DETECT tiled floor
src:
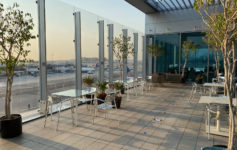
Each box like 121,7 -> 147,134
0,84 -> 227,150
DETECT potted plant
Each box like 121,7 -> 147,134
0,3 -> 35,138
119,82 -> 125,94
83,76 -> 94,104
181,40 -> 198,82
112,82 -> 124,109
83,76 -> 94,87
113,34 -> 134,81
96,81 -> 108,105
147,44 -> 163,83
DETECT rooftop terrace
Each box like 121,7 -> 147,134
0,85 -> 227,150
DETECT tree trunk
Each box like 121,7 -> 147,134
5,73 -> 13,119
182,58 -> 187,78
226,64 -> 235,150
214,49 -> 220,82
223,41 -> 236,149
119,64 -> 123,81
154,56 -> 157,73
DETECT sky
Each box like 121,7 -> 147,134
1,0 -> 145,61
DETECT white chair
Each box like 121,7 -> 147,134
205,104 -> 228,139
137,78 -> 145,95
188,83 -> 203,103
74,92 -> 95,125
145,76 -> 152,91
94,90 -> 118,122
44,95 -> 75,130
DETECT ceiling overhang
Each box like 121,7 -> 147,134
125,0 -> 220,13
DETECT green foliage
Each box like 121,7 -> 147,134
113,34 -> 134,60
113,34 -> 134,61
194,1 -> 237,148
147,45 -> 163,57
113,82 -> 124,90
182,40 -> 198,59
96,81 -> 108,93
113,34 -> 134,80
83,76 -> 94,86
0,2 -> 35,75
0,3 -> 35,118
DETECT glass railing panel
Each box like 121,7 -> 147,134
46,0 -> 76,95
0,0 -> 144,117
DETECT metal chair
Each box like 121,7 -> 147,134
124,81 -> 133,101
74,91 -> 95,126
145,76 -> 152,91
94,89 -> 118,124
205,104 -> 229,139
138,78 -> 146,95
189,82 -> 203,103
132,77 -> 145,96
44,95 -> 75,130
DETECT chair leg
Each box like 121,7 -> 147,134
188,87 -> 194,103
75,101 -> 79,127
70,100 -> 75,126
56,103 -> 62,131
50,104 -> 53,121
93,106 -> 97,124
44,101 -> 48,128
207,106 -> 210,140
127,88 -> 129,101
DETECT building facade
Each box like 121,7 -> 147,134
125,0 -> 221,81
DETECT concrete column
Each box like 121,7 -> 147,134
122,29 -> 128,82
108,24 -> 114,83
133,33 -> 138,79
37,0 -> 47,113
98,20 -> 104,82
74,12 -> 82,91
142,36 -> 147,78
148,37 -> 152,75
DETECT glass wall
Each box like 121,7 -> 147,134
149,32 -> 222,82
151,34 -> 180,74
0,0 -> 144,117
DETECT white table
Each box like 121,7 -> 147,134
203,82 -> 237,96
199,96 -> 237,138
52,87 -> 96,98
51,87 -> 97,128
203,82 -> 225,87
199,96 -> 237,106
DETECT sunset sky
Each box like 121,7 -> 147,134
1,0 -> 145,61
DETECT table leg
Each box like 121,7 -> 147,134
207,105 -> 210,140
216,106 -> 220,132
70,100 -> 75,126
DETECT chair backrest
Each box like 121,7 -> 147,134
48,96 -> 53,103
105,88 -> 116,102
193,82 -> 197,87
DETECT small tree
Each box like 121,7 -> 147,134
0,3 -> 35,119
181,40 -> 198,78
113,34 -> 134,80
147,44 -> 163,73
194,0 -> 237,148
203,31 -> 222,81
